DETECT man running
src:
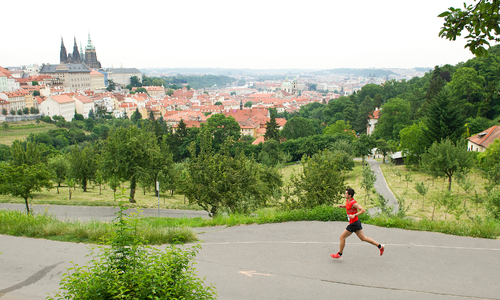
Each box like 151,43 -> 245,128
331,187 -> 385,259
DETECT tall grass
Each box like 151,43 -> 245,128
0,209 -> 197,244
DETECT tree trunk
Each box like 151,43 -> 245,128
448,176 -> 452,191
83,180 -> 87,192
129,176 -> 137,203
24,197 -> 30,215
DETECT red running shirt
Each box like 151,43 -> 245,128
345,198 -> 359,224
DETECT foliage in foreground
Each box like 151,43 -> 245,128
48,204 -> 216,300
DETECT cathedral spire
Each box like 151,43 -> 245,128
60,37 -> 67,64
86,32 -> 95,50
72,36 -> 80,62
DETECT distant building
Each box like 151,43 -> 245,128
60,34 -> 102,69
367,107 -> 381,135
90,70 -> 106,90
468,125 -> 500,152
105,68 -> 142,86
39,95 -> 76,121
40,64 -> 91,91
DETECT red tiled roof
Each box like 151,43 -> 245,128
468,125 -> 500,148
252,136 -> 265,145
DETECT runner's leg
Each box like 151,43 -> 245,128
339,229 -> 352,254
355,230 -> 379,246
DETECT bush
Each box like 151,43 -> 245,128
48,204 -> 216,300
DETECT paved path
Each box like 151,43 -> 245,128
367,158 -> 399,214
0,203 -> 210,221
1,222 -> 500,300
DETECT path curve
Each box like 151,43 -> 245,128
366,158 -> 399,215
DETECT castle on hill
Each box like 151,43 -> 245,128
60,33 -> 101,69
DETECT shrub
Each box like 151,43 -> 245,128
48,204 -> 216,300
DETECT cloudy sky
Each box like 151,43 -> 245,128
2,0 -> 477,70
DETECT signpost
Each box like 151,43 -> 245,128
156,180 -> 160,218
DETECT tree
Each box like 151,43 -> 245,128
183,130 -> 281,216
0,163 -> 52,214
373,97 -> 412,141
323,120 -> 356,139
415,181 -> 429,211
33,90 -> 40,97
17,109 -> 23,115
353,134 -> 376,162
10,139 -> 46,166
375,139 -> 397,163
360,164 -> 376,204
101,126 -> 159,202
68,144 -> 97,192
0,140 -> 52,214
29,106 -> 36,114
48,154 -> 69,194
354,96 -> 374,134
131,108 -> 142,123
136,87 -> 148,94
106,79 -> 116,92
448,67 -> 486,117
421,139 -> 474,191
258,139 -> 290,166
439,0 -> 500,57
88,108 -> 95,120
478,138 -> 500,190
2,123 -> 8,131
32,80 -> 39,86
421,89 -> 466,149
284,149 -> 346,209
166,89 -> 174,96
264,114 -> 280,142
1,108 -> 7,116
399,121 -> 427,164
280,117 -> 316,140
244,101 -> 253,107
130,76 -> 142,87
214,101 -> 223,105
10,109 -> 15,115
202,114 -> 241,151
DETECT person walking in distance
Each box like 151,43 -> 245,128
331,188 -> 385,259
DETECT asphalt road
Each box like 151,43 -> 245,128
1,221 -> 500,300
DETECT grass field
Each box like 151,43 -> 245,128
380,162 -> 488,221
0,120 -> 57,145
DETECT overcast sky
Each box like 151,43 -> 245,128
2,0 -> 477,70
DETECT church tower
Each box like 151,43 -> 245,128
84,33 -> 101,69
60,37 -> 67,64
72,37 -> 81,63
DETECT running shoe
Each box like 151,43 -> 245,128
330,253 -> 342,259
379,244 -> 385,256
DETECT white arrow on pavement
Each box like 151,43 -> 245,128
239,270 -> 270,277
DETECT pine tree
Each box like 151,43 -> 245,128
421,89 -> 465,149
264,114 -> 280,142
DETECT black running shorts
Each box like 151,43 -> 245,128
346,220 -> 363,232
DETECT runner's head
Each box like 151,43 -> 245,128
346,188 -> 355,198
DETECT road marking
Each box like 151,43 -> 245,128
196,241 -> 500,251
239,270 -> 270,277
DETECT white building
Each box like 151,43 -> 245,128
73,94 -> 95,118
105,68 -> 142,86
39,64 -> 91,91
39,95 -> 76,121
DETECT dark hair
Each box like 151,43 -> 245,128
346,188 -> 355,197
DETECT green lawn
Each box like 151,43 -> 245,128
0,120 -> 57,145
